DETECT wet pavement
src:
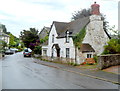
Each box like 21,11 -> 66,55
1,52 -> 119,89
103,65 -> 120,75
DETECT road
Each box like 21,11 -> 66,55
1,52 -> 119,89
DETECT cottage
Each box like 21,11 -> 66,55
40,2 -> 110,64
0,23 -> 10,45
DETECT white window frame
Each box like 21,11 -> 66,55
66,48 -> 70,58
43,49 -> 47,56
87,54 -> 92,58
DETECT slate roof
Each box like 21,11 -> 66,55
39,27 -> 50,39
53,17 -> 90,38
80,43 -> 95,53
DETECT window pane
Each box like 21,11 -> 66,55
52,35 -> 54,43
87,54 -> 92,58
43,50 -> 47,56
66,48 -> 69,58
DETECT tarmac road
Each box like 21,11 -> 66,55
1,52 -> 119,89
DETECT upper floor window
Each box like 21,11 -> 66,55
66,31 -> 69,43
52,34 -> 54,43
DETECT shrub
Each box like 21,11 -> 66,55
93,55 -> 98,63
33,46 -> 42,54
102,39 -> 120,54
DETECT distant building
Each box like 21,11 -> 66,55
0,23 -> 9,45
39,26 -> 50,39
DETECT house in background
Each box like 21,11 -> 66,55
40,2 -> 110,64
39,27 -> 50,56
0,23 -> 10,45
39,26 -> 50,39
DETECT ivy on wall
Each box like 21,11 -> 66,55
72,27 -> 86,49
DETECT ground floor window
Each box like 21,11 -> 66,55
43,49 -> 47,56
66,48 -> 70,58
87,54 -> 92,58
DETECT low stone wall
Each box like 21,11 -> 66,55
98,54 -> 120,69
41,56 -> 75,64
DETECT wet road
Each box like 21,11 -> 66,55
2,52 -> 119,89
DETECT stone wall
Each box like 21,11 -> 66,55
82,15 -> 109,55
98,54 -> 120,69
41,56 -> 75,64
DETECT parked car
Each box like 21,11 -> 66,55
5,49 -> 14,55
23,48 -> 32,57
10,48 -> 18,53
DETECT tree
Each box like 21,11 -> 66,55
33,45 -> 42,54
9,33 -> 15,47
20,28 -> 39,50
71,8 -> 91,21
102,39 -> 120,54
71,9 -> 109,34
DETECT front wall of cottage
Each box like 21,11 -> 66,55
57,37 -> 75,59
82,15 -> 109,55
48,25 -> 58,57
47,24 -> 75,60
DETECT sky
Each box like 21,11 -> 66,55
0,0 -> 119,37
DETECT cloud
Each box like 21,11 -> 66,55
0,0 -> 118,37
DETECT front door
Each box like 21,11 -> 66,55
57,49 -> 60,57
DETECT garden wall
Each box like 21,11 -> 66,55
98,54 -> 120,69
41,56 -> 75,64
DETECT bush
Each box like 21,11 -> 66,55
33,46 -> 42,54
102,39 -> 120,54
93,55 -> 98,63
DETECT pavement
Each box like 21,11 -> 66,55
33,58 -> 120,85
103,65 -> 120,75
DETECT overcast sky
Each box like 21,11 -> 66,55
0,0 -> 119,37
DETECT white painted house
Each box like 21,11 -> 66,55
0,24 -> 10,45
40,2 -> 110,64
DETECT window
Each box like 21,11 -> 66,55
66,48 -> 70,58
66,31 -> 69,43
43,50 -> 47,56
87,54 -> 92,58
52,34 -> 54,43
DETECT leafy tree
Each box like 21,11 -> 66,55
9,33 -> 15,47
71,9 -> 109,34
71,8 -> 91,20
102,39 -> 120,54
20,28 -> 39,50
33,46 -> 42,54
0,40 -> 7,53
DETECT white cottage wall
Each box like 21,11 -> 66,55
57,37 -> 75,59
48,25 -> 58,57
47,24 -> 75,59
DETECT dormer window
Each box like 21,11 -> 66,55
66,30 -> 69,43
52,34 -> 54,43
